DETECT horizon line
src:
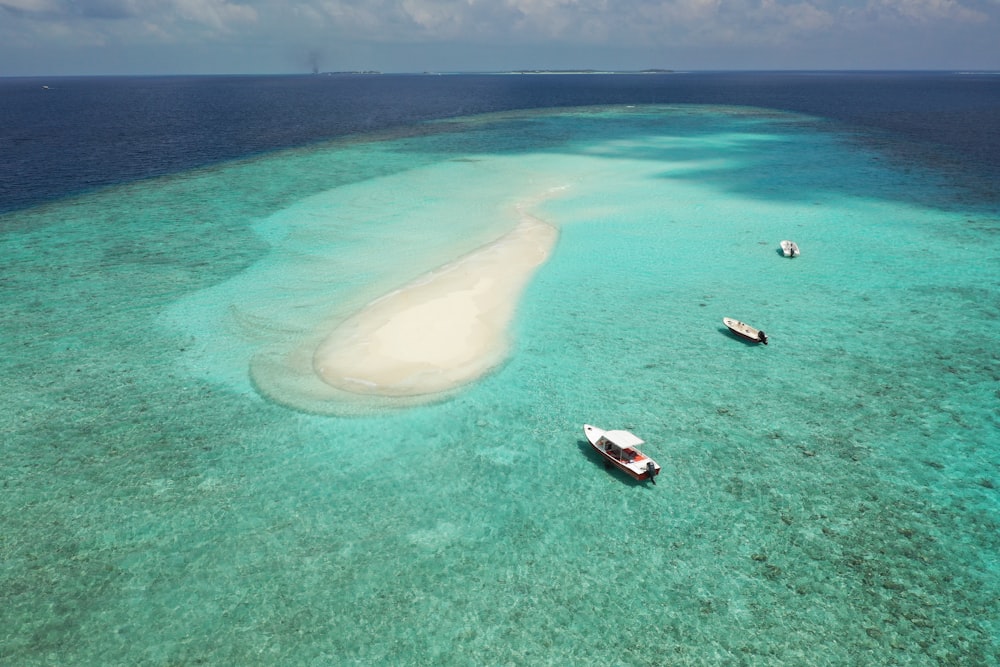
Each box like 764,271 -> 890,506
3,68 -> 998,80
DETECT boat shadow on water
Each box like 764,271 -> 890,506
576,439 -> 658,487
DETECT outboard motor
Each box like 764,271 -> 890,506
646,461 -> 657,484
758,331 -> 768,345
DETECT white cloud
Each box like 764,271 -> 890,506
1,0 -> 997,73
171,0 -> 258,32
0,0 -> 257,36
2,0 -> 990,46
860,0 -> 987,22
0,0 -> 60,12
270,0 -> 848,48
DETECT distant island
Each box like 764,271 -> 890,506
311,69 -> 674,76
504,69 -> 674,75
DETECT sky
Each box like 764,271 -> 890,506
1,0 -> 998,76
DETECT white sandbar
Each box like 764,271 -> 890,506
313,211 -> 558,396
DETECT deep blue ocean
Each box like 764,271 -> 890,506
3,71 -> 999,213
1,73 -> 998,665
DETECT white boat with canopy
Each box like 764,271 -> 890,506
583,424 -> 661,483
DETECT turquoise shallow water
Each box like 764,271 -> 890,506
2,105 -> 998,665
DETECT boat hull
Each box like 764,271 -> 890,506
723,317 -> 768,345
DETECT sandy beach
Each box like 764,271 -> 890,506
313,209 -> 558,396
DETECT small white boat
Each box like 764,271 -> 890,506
723,317 -> 768,345
583,424 -> 661,483
780,240 -> 800,257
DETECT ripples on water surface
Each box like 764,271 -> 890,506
0,74 -> 997,665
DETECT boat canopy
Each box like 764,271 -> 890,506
603,430 -> 645,448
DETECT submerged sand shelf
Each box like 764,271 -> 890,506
314,209 -> 558,397
245,188 -> 564,414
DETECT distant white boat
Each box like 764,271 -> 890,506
723,317 -> 768,345
583,424 -> 661,484
780,240 -> 800,257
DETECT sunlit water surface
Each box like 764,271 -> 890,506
2,105 -> 997,665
